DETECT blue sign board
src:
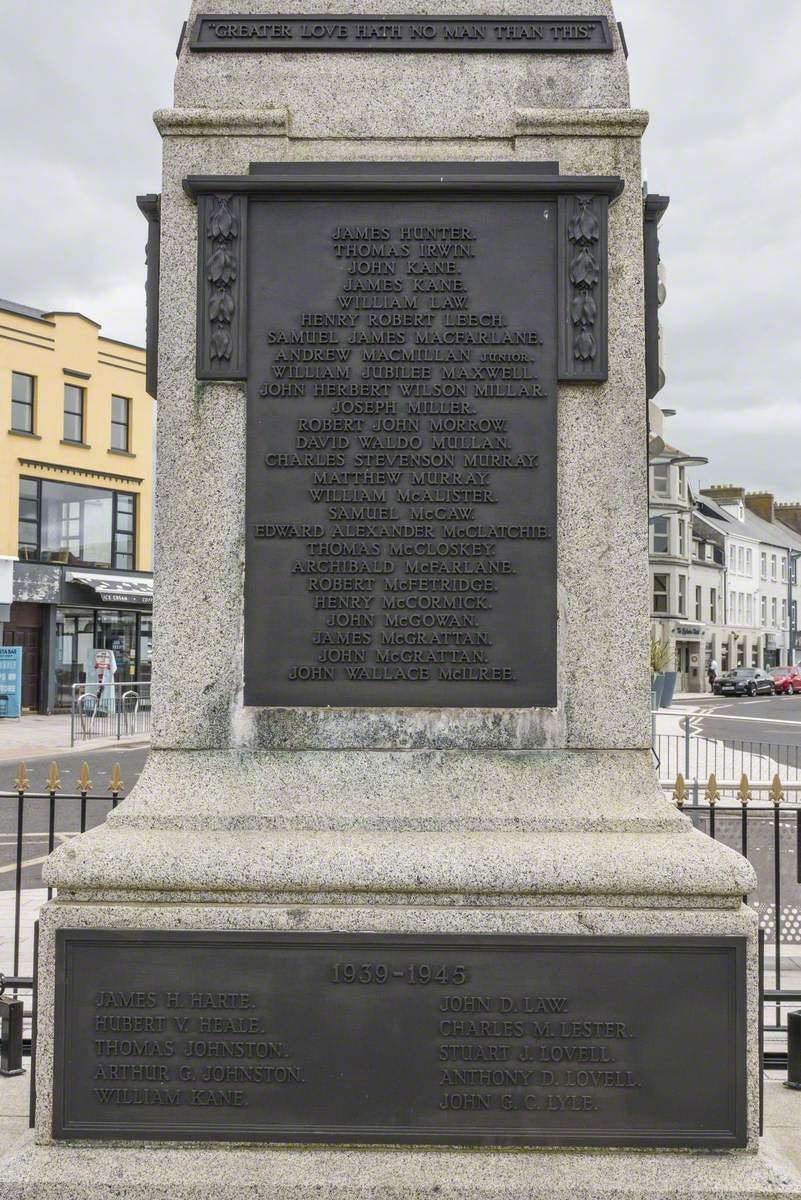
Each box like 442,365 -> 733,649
0,647 -> 23,718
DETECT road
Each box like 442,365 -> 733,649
0,744 -> 149,891
671,693 -> 801,747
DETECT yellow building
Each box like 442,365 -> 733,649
0,298 -> 154,712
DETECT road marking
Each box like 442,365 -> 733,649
697,713 -> 801,727
0,833 -> 76,874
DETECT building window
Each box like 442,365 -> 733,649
782,600 -> 788,626
11,372 -> 35,433
678,466 -> 686,498
729,545 -> 736,572
652,516 -> 669,554
111,395 -> 130,451
752,642 -> 759,668
737,640 -> 745,667
761,552 -> 767,578
737,546 -> 744,573
692,538 -> 701,560
781,557 -> 787,583
114,494 -> 135,570
746,594 -> 753,624
710,589 -> 717,623
678,575 -> 687,616
761,596 -> 767,625
652,464 -> 669,496
745,549 -> 752,574
793,600 -> 798,630
16,476 -> 136,569
63,384 -> 85,443
729,591 -> 734,620
738,593 -> 744,623
653,574 -> 669,614
772,598 -> 778,626
721,643 -> 730,671
771,554 -> 777,581
695,585 -> 702,621
678,519 -> 686,558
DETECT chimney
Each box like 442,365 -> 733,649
776,503 -> 801,536
745,492 -> 775,523
700,485 -> 745,504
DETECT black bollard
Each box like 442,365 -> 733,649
0,995 -> 25,1077
786,1009 -> 801,1090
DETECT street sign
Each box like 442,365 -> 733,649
0,646 -> 23,718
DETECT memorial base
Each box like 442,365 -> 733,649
2,1134 -> 801,1200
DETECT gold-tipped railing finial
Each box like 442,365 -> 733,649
770,774 -> 784,807
672,773 -> 687,808
77,762 -> 92,794
13,762 -> 29,794
45,761 -> 61,793
108,763 -> 124,795
705,773 -> 721,806
738,773 -> 751,807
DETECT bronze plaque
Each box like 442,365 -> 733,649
53,932 -> 747,1146
244,179 -> 558,707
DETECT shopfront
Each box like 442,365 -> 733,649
10,561 -> 152,712
672,623 -> 705,693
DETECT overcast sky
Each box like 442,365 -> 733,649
2,2 -> 799,498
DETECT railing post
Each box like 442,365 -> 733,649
12,764 -> 27,978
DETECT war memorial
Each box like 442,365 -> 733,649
1,2 -> 800,1197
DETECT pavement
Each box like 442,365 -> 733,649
0,713 -> 149,765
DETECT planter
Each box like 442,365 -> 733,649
651,672 -> 666,710
661,671 -> 678,708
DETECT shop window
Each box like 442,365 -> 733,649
737,640 -> 745,667
17,477 -> 136,569
752,643 -> 759,668
653,574 -> 669,615
721,644 -> 730,671
11,372 -> 35,433
64,384 -> 85,443
111,395 -> 130,451
651,516 -> 669,554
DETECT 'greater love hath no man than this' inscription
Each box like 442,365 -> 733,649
53,933 -> 745,1146
189,16 -> 615,53
245,199 -> 558,707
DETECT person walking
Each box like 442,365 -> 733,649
707,658 -> 719,692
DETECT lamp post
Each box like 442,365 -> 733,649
789,550 -> 801,668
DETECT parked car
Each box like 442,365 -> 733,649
769,666 -> 801,695
713,668 -> 775,697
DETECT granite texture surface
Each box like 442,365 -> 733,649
41,826 -> 756,900
29,901 -> 761,1151
177,0 -> 631,139
5,1136 -> 801,1200
104,749 -> 675,832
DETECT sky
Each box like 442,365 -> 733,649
2,2 -> 800,498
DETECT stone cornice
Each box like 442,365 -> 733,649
154,107 -> 289,137
515,107 -> 649,137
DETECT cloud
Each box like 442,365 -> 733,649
1,2 -> 799,498
616,0 -> 801,499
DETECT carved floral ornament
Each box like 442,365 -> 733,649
206,194 -> 239,361
566,194 -> 601,363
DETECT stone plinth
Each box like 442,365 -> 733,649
1,1 -> 799,1196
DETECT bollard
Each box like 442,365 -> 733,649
0,993 -> 25,1077
787,1010 -> 801,1090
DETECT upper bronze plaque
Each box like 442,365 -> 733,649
244,169 -> 557,707
190,15 -> 614,53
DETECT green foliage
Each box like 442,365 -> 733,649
650,637 -> 672,675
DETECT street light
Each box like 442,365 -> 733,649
789,550 -> 801,668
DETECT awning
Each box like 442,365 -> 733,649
66,572 -> 153,604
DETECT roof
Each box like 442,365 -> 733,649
0,297 -> 48,322
0,296 -> 143,351
695,495 -> 801,554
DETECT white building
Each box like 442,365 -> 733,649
648,411 -> 801,691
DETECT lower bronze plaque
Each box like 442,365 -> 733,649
53,932 -> 746,1146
